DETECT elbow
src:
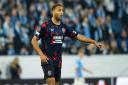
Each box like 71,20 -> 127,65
31,36 -> 38,46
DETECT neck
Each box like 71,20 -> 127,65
52,16 -> 61,25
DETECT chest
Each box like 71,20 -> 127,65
45,24 -> 66,37
45,24 -> 66,44
49,25 -> 65,35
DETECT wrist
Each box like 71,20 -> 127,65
38,51 -> 44,56
94,41 -> 97,45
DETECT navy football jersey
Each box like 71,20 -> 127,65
35,20 -> 78,68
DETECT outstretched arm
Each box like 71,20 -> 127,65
83,67 -> 93,74
74,34 -> 103,48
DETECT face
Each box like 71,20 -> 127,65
5,16 -> 10,24
52,6 -> 64,21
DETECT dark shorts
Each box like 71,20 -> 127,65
41,60 -> 61,82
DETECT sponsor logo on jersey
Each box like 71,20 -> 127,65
53,36 -> 63,43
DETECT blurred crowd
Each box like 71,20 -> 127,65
0,0 -> 128,55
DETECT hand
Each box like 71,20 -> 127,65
39,53 -> 48,63
95,42 -> 103,49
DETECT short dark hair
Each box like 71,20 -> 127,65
52,3 -> 64,11
5,12 -> 10,17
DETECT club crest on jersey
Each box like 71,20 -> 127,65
62,28 -> 66,33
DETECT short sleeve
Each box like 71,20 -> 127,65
35,22 -> 47,39
65,27 -> 78,39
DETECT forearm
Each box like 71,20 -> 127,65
31,36 -> 44,55
75,34 -> 96,44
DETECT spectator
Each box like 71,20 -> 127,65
0,19 -> 5,54
88,8 -> 96,29
7,43 -> 15,55
96,4 -> 106,24
13,21 -> 22,54
18,7 -> 27,26
3,13 -> 14,40
20,46 -> 29,55
0,2 -> 5,21
105,16 -> 113,40
11,7 -> 18,28
39,10 -> 49,25
9,58 -> 22,79
110,39 -> 119,54
82,16 -> 91,38
117,29 -> 128,53
21,26 -> 29,47
94,17 -> 103,41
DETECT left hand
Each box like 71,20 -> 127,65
95,42 -> 103,49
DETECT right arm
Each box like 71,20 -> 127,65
83,67 -> 93,74
31,36 -> 48,63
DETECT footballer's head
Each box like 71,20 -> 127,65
52,3 -> 64,21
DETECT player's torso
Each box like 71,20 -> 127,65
76,59 -> 84,77
41,20 -> 66,64
45,22 -> 65,45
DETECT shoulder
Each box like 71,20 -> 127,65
61,22 -> 66,28
36,20 -> 49,32
41,20 -> 49,28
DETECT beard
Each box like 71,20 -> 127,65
55,15 -> 62,21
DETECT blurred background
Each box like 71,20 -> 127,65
0,0 -> 128,85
